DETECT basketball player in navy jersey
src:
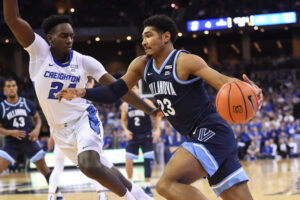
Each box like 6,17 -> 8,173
0,79 -> 52,186
58,14 -> 263,200
121,85 -> 161,197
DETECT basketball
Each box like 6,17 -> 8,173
216,80 -> 259,124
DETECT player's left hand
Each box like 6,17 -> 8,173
28,129 -> 39,142
55,88 -> 86,101
150,108 -> 164,118
242,74 -> 263,110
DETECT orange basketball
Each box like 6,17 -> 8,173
216,80 -> 259,124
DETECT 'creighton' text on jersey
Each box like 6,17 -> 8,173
25,33 -> 107,126
0,97 -> 36,138
127,104 -> 152,135
144,49 -> 216,137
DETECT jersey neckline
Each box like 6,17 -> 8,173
152,49 -> 176,74
4,97 -> 22,107
52,50 -> 74,67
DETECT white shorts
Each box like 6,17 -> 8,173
50,107 -> 112,168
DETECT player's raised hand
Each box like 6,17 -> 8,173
55,88 -> 86,101
28,129 -> 39,142
9,130 -> 26,140
242,74 -> 263,109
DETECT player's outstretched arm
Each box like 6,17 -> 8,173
179,53 -> 263,108
99,56 -> 156,115
56,78 -> 129,103
3,0 -> 35,48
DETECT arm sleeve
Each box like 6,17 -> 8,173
25,99 -> 37,116
82,55 -> 107,81
84,79 -> 129,104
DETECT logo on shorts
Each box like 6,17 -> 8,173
196,128 -> 215,142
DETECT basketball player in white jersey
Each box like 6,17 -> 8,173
3,1 -> 156,199
47,77 -> 108,200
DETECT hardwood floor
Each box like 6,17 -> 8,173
1,158 -> 300,200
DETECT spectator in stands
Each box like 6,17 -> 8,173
288,137 -> 298,158
246,141 -> 260,161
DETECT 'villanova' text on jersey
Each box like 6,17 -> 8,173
0,97 -> 36,139
144,49 -> 215,137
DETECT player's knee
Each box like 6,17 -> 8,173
156,177 -> 171,197
78,160 -> 102,177
78,152 -> 102,177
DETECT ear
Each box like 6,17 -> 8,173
162,31 -> 171,43
46,34 -> 53,46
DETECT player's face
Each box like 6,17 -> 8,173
4,81 -> 18,98
50,23 -> 74,55
142,27 -> 165,56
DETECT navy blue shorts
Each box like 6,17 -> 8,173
182,113 -> 248,196
0,137 -> 45,166
126,133 -> 154,160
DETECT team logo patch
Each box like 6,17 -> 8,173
165,65 -> 172,69
164,71 -> 171,76
193,128 -> 216,142
70,64 -> 78,69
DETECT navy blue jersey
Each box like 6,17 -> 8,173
144,49 -> 216,137
0,97 -> 37,139
127,103 -> 152,135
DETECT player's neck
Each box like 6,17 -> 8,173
6,96 -> 19,104
50,48 -> 70,63
153,45 -> 174,70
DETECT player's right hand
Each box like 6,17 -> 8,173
125,130 -> 133,141
9,130 -> 26,140
55,88 -> 86,101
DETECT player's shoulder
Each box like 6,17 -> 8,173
21,97 -> 35,107
121,101 -> 128,109
131,55 -> 148,66
177,51 -> 205,67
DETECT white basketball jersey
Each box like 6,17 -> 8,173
25,33 -> 107,126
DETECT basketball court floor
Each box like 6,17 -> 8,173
1,158 -> 300,200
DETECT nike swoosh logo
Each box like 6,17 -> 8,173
248,95 -> 254,110
82,145 -> 92,149
147,73 -> 152,76
48,64 -> 54,66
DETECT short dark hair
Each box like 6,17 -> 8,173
41,15 -> 73,34
143,14 -> 178,43
4,78 -> 16,86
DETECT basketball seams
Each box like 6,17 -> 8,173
228,82 -> 235,123
239,81 -> 259,111
216,84 -> 225,112
233,81 -> 248,122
